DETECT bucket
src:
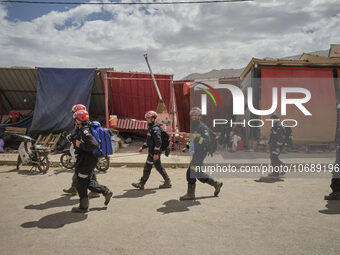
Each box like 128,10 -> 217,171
109,115 -> 118,127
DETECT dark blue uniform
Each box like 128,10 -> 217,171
186,121 -> 215,184
139,122 -> 170,184
330,145 -> 340,193
76,124 -> 109,200
268,121 -> 286,175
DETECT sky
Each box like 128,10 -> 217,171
0,0 -> 339,79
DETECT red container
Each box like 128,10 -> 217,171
107,72 -> 173,121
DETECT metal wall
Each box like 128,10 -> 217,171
260,67 -> 337,144
107,72 -> 173,120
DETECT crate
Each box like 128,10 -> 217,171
4,126 -> 27,135
35,133 -> 62,152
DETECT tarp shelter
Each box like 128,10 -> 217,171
30,68 -> 94,135
173,78 -> 241,133
0,67 -> 113,135
240,56 -> 340,146
104,71 -> 175,133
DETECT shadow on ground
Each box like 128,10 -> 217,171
53,168 -> 73,175
0,168 -> 18,174
319,200 -> 340,214
25,195 -> 79,210
254,177 -> 285,183
113,188 -> 157,199
157,199 -> 201,214
21,211 -> 88,229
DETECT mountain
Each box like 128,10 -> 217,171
181,49 -> 330,80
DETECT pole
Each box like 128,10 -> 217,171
104,72 -> 109,128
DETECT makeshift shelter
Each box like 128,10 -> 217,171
0,67 -> 113,136
240,56 -> 340,146
173,77 -> 241,133
104,71 -> 175,134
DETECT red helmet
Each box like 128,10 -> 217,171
73,110 -> 90,123
72,104 -> 86,113
145,110 -> 158,119
190,107 -> 202,116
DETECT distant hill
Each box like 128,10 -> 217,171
182,68 -> 244,80
181,49 -> 330,80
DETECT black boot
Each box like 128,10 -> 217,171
324,192 -> 340,200
72,197 -> 89,213
159,179 -> 172,189
104,190 -> 113,206
207,179 -> 223,197
180,183 -> 196,200
63,186 -> 77,195
132,181 -> 145,190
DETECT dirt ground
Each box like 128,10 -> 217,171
0,165 -> 340,255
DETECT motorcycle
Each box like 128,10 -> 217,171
60,134 -> 110,172
16,134 -> 50,173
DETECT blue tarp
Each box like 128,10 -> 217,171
0,113 -> 33,136
29,68 -> 95,135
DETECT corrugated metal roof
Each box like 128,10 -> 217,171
240,57 -> 340,80
0,67 -> 113,117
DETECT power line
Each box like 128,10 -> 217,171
0,0 -> 253,6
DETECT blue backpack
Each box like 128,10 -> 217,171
90,121 -> 113,156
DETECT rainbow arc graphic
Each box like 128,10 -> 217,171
193,82 -> 222,106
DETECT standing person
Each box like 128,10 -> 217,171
180,107 -> 223,200
131,111 -> 172,190
71,110 -> 113,213
324,144 -> 340,200
268,113 -> 286,177
63,104 -> 100,198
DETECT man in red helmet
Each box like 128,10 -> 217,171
63,104 -> 100,199
131,110 -> 172,190
71,110 -> 113,213
180,107 -> 223,200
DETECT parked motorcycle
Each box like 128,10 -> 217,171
60,134 -> 110,172
16,134 -> 50,173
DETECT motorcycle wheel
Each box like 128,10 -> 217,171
60,152 -> 75,169
16,155 -> 21,170
95,156 -> 110,172
38,153 -> 50,173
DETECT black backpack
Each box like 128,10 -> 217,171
207,128 -> 217,156
199,123 -> 217,156
157,125 -> 170,153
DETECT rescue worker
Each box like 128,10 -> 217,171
71,110 -> 113,213
131,110 -> 172,190
324,144 -> 340,200
63,104 -> 100,198
268,113 -> 286,177
180,107 -> 223,200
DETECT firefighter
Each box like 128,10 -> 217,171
180,107 -> 223,200
71,110 -> 113,213
63,104 -> 100,198
131,111 -> 172,190
268,113 -> 286,177
325,144 -> 340,200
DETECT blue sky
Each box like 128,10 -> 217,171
0,0 -> 339,79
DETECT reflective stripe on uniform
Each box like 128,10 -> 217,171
277,142 -> 283,146
78,173 -> 88,178
190,165 -> 196,171
198,137 -> 204,144
272,151 -> 279,155
146,160 -> 153,165
154,147 -> 161,151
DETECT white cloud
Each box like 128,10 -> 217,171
0,0 -> 339,79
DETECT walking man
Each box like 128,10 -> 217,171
71,110 -> 113,213
131,111 -> 172,190
180,107 -> 223,200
